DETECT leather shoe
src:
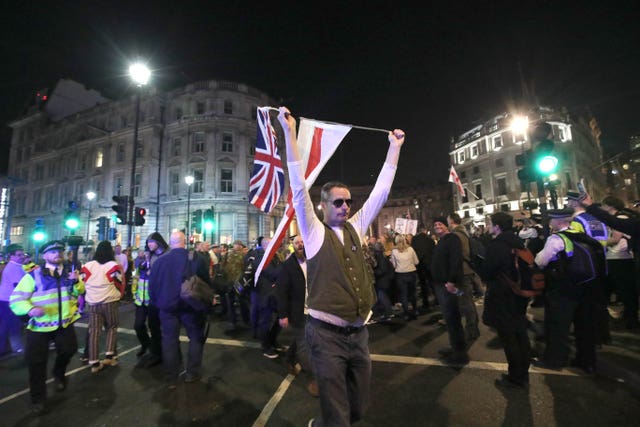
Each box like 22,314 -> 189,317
54,376 -> 67,392
495,374 -> 529,392
307,380 -> 319,397
531,358 -> 562,371
287,362 -> 302,376
30,402 -> 45,416
438,347 -> 454,356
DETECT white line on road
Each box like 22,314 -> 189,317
252,374 -> 296,427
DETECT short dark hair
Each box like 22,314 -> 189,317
490,212 -> 513,232
602,195 -> 625,212
448,213 -> 462,225
93,241 -> 115,264
321,181 -> 349,202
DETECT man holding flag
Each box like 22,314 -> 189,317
277,107 -> 405,427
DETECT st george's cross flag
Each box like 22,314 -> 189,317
449,165 -> 465,196
249,108 -> 284,213
254,117 -> 352,281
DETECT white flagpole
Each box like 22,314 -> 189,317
258,107 -> 393,134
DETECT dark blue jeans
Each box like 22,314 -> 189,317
306,319 -> 371,427
395,271 -> 417,315
159,309 -> 205,382
434,283 -> 466,351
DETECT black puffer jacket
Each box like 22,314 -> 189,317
479,230 -> 529,332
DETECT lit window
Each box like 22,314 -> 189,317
95,150 -> 103,168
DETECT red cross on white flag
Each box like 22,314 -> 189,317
448,166 -> 466,196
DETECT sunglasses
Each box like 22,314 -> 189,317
330,198 -> 353,208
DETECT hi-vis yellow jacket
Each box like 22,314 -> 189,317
10,266 -> 85,332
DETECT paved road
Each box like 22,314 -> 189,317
1,301 -> 639,426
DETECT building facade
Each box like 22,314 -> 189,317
449,106 -> 607,225
5,79 -> 284,253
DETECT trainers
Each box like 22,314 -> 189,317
79,355 -> 89,365
262,348 -> 279,359
102,355 -> 119,366
91,362 -> 104,373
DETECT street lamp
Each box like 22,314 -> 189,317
127,61 -> 151,247
511,116 -> 529,143
185,175 -> 194,246
86,191 -> 96,242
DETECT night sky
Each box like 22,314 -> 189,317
2,1 -> 639,187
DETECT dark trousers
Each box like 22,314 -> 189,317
25,326 -> 78,404
0,300 -> 24,354
306,320 -> 370,427
395,271 -> 417,315
224,287 -> 250,327
416,263 -> 434,308
459,275 -> 480,339
257,293 -> 280,351
434,284 -> 467,351
134,304 -> 162,357
607,259 -> 638,326
496,326 -> 530,384
287,325 -> 314,378
159,309 -> 205,382
544,286 -> 596,367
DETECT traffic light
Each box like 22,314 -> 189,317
64,201 -> 80,230
191,209 -> 202,233
97,217 -> 108,240
33,218 -> 46,242
532,139 -> 558,177
108,227 -> 118,240
516,150 -> 536,183
112,196 -> 128,225
134,207 -> 146,226
203,208 -> 214,232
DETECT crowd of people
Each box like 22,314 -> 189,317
1,109 -> 639,423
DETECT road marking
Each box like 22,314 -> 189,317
252,374 -> 296,427
371,353 -> 581,376
0,343 -> 141,406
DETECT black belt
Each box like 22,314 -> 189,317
308,316 -> 365,335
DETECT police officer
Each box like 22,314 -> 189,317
533,209 -> 604,373
10,240 -> 84,414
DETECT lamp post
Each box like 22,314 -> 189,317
127,62 -> 151,248
85,191 -> 96,242
185,175 -> 194,247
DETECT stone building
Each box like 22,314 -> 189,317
448,105 -> 607,225
4,78 -> 284,252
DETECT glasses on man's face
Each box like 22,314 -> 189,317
330,198 -> 353,208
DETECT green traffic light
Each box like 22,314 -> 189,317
33,231 -> 46,242
65,218 -> 80,230
204,221 -> 214,231
536,155 -> 558,175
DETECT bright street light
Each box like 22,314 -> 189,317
129,62 -> 151,86
86,191 -> 96,241
511,116 -> 529,143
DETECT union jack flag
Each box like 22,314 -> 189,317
250,108 -> 284,213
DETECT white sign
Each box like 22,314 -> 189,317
394,218 -> 418,235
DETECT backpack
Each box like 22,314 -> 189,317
461,233 -> 487,272
500,247 -> 546,297
556,231 -> 606,285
